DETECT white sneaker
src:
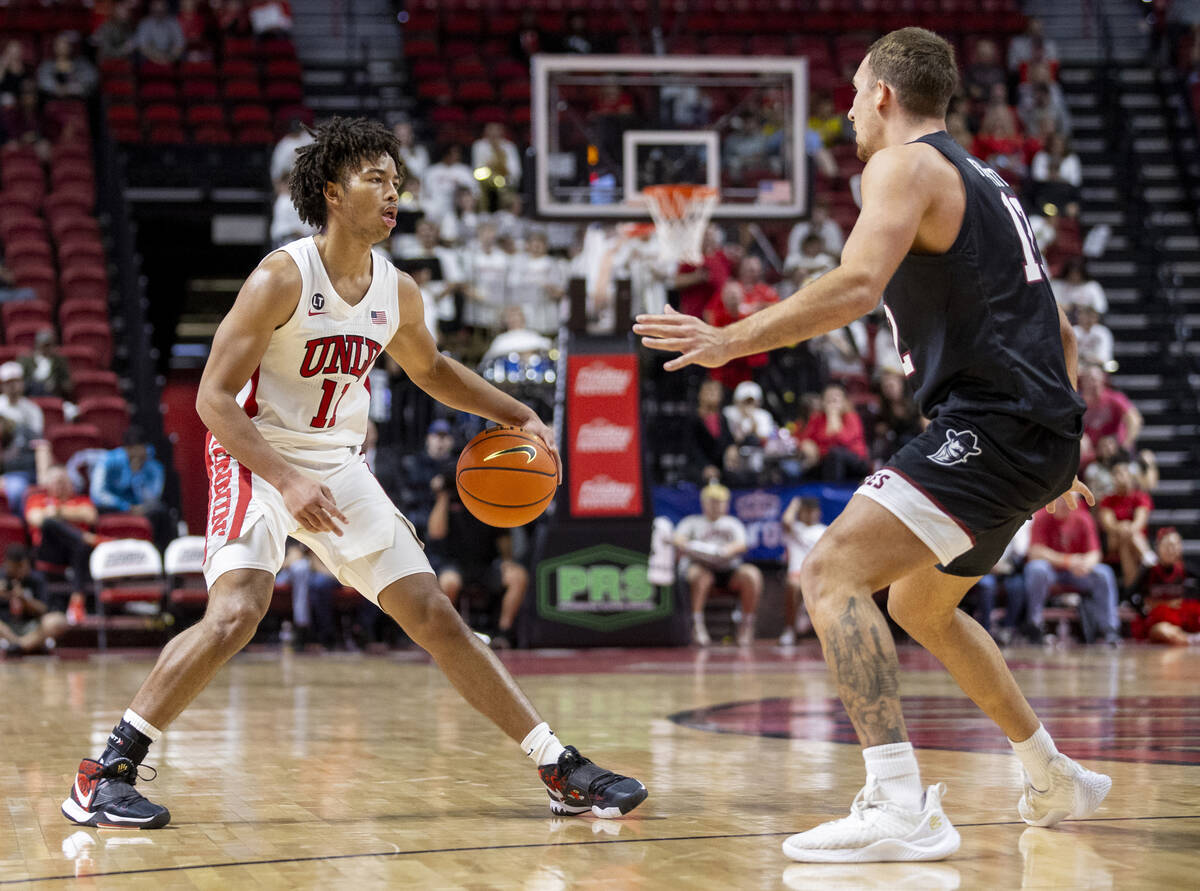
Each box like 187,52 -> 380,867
737,618 -> 755,647
693,620 -> 711,647
782,776 -> 961,863
1017,754 -> 1111,827
779,628 -> 797,647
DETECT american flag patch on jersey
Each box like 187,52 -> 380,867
370,310 -> 387,325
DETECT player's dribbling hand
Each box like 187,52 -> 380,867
521,417 -> 562,485
281,472 -> 349,535
1047,477 -> 1095,514
633,305 -> 729,371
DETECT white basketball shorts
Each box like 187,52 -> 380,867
202,437 -> 432,603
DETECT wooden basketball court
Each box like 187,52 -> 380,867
2,642 -> 1198,888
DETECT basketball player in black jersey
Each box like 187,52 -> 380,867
636,28 -> 1111,862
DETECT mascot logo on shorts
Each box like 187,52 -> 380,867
928,429 -> 982,466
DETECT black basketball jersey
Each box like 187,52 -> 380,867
881,131 -> 1085,438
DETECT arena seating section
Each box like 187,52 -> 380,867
101,36 -> 307,145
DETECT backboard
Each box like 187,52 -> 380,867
532,55 -> 808,219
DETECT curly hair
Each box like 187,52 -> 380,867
289,117 -> 405,228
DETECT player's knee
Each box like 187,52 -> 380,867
205,594 -> 267,650
404,587 -> 468,647
798,547 -> 836,611
885,591 -> 922,633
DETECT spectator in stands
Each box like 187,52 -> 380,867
809,313 -> 869,383
248,0 -> 293,38
786,198 -> 844,259
1052,256 -> 1108,315
275,542 -> 339,650
422,144 -> 477,224
216,0 -> 254,39
1098,463 -> 1155,589
270,117 -> 315,183
36,33 -> 97,100
1084,434 -> 1159,501
0,40 -> 32,106
796,381 -> 870,482
675,224 -> 732,318
393,119 -> 429,182
1024,499 -> 1121,645
1080,364 -> 1142,454
25,464 -> 99,603
482,306 -> 553,365
439,185 -> 480,248
1029,131 -> 1082,216
427,469 -> 528,650
134,0 -> 185,65
782,234 -> 838,286
733,256 -> 778,315
779,496 -> 825,645
0,261 -> 37,304
0,545 -> 66,655
965,39 -> 1008,103
562,12 -> 595,54
674,483 -> 761,647
2,80 -> 48,153
808,92 -> 848,147
513,9 -> 546,60
1019,75 -> 1071,139
1073,305 -> 1114,370
462,221 -> 509,330
723,380 -> 777,445
971,519 -> 1033,644
177,0 -> 215,60
397,418 -> 456,540
20,328 -> 73,400
870,369 -> 923,462
0,361 -> 42,509
471,122 -> 522,212
1133,528 -> 1199,645
394,219 -> 466,334
491,191 -> 530,246
507,230 -> 566,335
1008,18 -> 1059,72
270,176 -> 316,246
946,110 -> 973,151
90,427 -> 171,550
687,378 -> 732,483
971,100 -> 1029,184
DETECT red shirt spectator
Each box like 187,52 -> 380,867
1030,505 -> 1101,556
800,410 -> 868,460
678,249 -> 732,319
1099,488 -> 1152,523
1080,365 -> 1141,450
24,489 -> 95,547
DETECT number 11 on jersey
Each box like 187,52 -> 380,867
311,378 -> 351,428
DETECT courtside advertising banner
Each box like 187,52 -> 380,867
567,353 -> 643,517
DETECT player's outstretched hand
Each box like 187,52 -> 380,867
1047,477 -> 1095,514
633,305 -> 728,371
281,472 -> 349,535
522,417 -> 562,484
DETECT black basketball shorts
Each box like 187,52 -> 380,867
855,411 -> 1080,577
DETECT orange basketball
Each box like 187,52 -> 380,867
455,427 -> 558,527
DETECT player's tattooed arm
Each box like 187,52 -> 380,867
823,595 -> 907,747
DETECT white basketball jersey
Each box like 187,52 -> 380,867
234,236 -> 401,464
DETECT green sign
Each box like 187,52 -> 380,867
536,544 -> 673,631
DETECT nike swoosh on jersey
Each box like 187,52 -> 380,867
484,445 -> 537,464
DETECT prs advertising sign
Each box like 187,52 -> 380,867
566,354 -> 643,517
536,544 -> 673,632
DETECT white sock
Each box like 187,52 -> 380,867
862,742 -> 924,811
692,612 -> 706,627
124,708 -> 163,742
521,722 -> 565,767
1010,724 -> 1059,790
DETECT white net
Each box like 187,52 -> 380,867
642,185 -> 719,266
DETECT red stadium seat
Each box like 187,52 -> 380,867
58,240 -> 105,268
143,103 -> 182,127
221,58 -> 258,80
417,79 -> 453,101
186,104 -> 225,128
96,513 -> 152,542
471,105 -> 507,125
265,80 -> 303,103
58,297 -> 108,330
455,80 -> 496,103
111,124 -> 142,143
500,80 -> 531,102
232,104 -> 271,128
451,57 -> 487,79
258,38 -> 297,60
47,423 -> 103,464
138,60 -> 175,80
224,37 -> 257,58
1,156 -> 43,187
139,81 -> 177,102
236,126 -> 275,145
59,345 -> 103,375
106,105 -> 138,129
148,125 -> 187,144
2,300 -> 53,332
10,267 -> 55,305
266,59 -> 302,79
180,79 -> 219,103
0,186 -> 43,215
70,370 -> 120,402
99,58 -> 133,78
62,321 -> 113,368
47,185 -> 94,214
31,396 -> 64,430
223,79 -> 261,101
3,239 -> 52,266
5,319 -> 44,349
180,60 -> 217,79
411,59 -> 447,79
274,105 -> 313,128
194,126 -> 233,145
492,59 -> 526,80
59,267 -> 108,304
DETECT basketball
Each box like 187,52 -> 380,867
455,427 -> 558,527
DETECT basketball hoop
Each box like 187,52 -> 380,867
642,184 -> 718,266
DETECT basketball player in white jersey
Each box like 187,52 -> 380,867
62,118 -> 647,829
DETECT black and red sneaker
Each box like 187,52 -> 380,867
61,758 -> 170,829
538,746 -> 647,818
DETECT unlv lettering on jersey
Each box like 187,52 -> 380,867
209,451 -> 233,536
298,335 -> 383,379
